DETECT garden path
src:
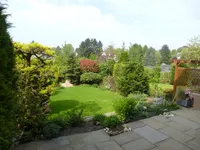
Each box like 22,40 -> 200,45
15,108 -> 200,150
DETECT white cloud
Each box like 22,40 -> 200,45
7,0 -> 200,49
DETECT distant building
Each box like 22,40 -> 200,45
161,63 -> 170,72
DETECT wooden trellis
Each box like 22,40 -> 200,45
171,58 -> 200,94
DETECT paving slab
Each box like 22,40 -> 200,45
165,121 -> 190,132
69,130 -> 110,146
140,118 -> 166,130
188,115 -> 200,124
152,115 -> 171,123
186,139 -> 200,150
159,127 -> 193,143
96,140 -> 123,150
111,131 -> 141,145
57,145 -> 74,150
149,147 -> 159,150
121,138 -> 155,150
134,126 -> 168,144
125,121 -> 145,129
156,138 -> 192,150
184,129 -> 197,137
170,115 -> 200,129
74,144 -> 98,150
171,109 -> 197,118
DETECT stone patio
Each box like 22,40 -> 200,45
15,108 -> 200,150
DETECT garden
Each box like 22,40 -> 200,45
1,3 -> 200,149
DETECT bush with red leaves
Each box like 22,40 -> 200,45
80,59 -> 98,73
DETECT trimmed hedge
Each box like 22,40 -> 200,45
80,72 -> 102,84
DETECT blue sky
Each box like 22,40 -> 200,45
7,0 -> 200,50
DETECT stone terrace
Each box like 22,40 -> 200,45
15,108 -> 200,150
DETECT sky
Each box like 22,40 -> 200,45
6,0 -> 200,50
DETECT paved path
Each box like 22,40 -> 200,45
15,108 -> 200,150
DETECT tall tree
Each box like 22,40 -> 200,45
65,53 -> 81,85
76,38 -> 103,58
0,3 -> 17,149
181,36 -> 200,60
159,44 -> 171,64
144,47 -> 156,66
129,43 -> 144,62
155,51 -> 161,65
14,42 -> 55,138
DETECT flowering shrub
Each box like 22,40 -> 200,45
80,59 -> 98,73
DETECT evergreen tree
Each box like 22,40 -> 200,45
160,45 -> 171,64
144,47 -> 156,66
76,38 -> 103,58
0,3 -> 17,149
129,43 -> 144,62
65,53 -> 81,85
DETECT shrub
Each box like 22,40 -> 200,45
149,84 -> 164,97
163,88 -> 173,101
113,96 -> 144,121
113,62 -> 149,96
80,72 -> 102,85
102,115 -> 121,128
0,3 -> 17,149
145,66 -> 161,83
43,123 -> 61,139
67,109 -> 84,127
65,53 -> 81,85
93,114 -> 106,125
101,76 -> 116,91
80,59 -> 98,73
160,72 -> 171,83
48,114 -> 68,129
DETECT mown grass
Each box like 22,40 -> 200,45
50,85 -> 122,116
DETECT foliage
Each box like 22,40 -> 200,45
144,47 -> 156,66
102,115 -> 121,128
76,38 -> 103,58
145,66 -> 161,83
64,53 -> 81,85
53,43 -> 75,82
80,72 -> 102,84
113,62 -> 149,96
98,59 -> 115,77
160,45 -> 171,64
66,109 -> 84,127
163,88 -> 173,101
160,72 -> 171,83
155,51 -> 161,65
14,41 -> 55,139
80,59 -> 98,73
113,96 -> 143,121
170,65 -> 175,84
0,3 -> 17,149
42,123 -> 61,139
101,76 -> 116,91
149,83 -> 164,97
180,36 -> 200,60
48,114 -> 69,129
129,43 -> 144,62
93,114 -> 106,124
118,51 -> 129,63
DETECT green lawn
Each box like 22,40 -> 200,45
150,83 -> 173,90
50,85 -> 122,116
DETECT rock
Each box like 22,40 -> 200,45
129,127 -> 131,131
96,121 -> 100,126
124,127 -> 129,132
